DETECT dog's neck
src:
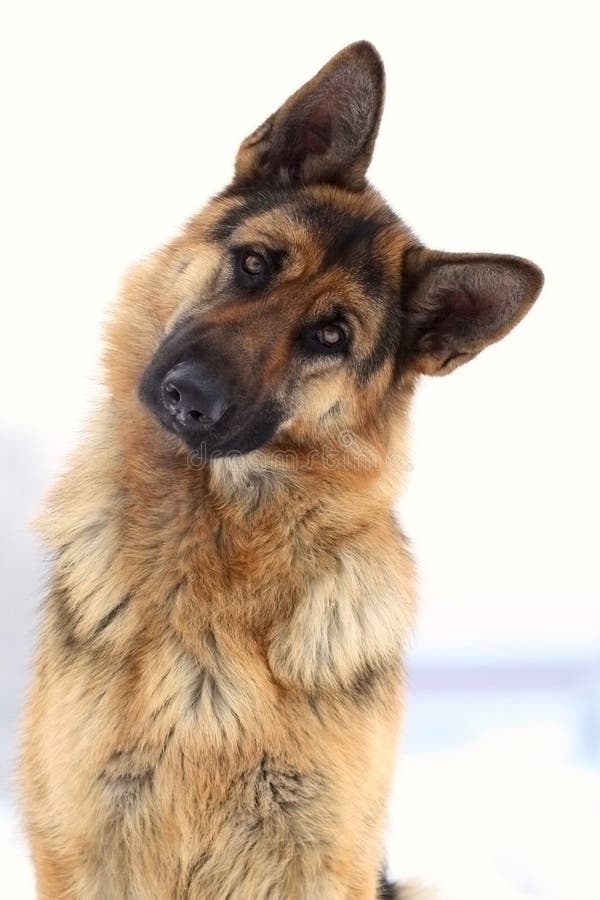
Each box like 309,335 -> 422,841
42,398 -> 410,558
39,399 -> 416,690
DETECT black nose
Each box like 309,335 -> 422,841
160,362 -> 229,428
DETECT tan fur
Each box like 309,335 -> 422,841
21,204 -> 414,899
19,41 -> 541,899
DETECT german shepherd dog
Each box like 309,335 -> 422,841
20,41 -> 542,899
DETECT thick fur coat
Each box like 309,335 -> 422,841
20,42 -> 542,899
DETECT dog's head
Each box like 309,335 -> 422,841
121,42 -> 541,463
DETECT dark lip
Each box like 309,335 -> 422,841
167,418 -> 229,456
164,416 -> 277,459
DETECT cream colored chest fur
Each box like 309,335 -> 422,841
22,445 -> 414,898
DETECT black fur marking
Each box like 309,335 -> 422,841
345,659 -> 398,706
165,579 -> 187,604
320,213 -> 385,290
307,659 -> 399,712
205,627 -> 220,659
307,693 -> 325,724
187,638 -> 245,737
100,727 -> 176,803
50,583 -> 84,653
190,667 -> 223,713
98,760 -> 155,803
378,873 -> 399,898
182,852 -> 210,898
107,769 -> 153,793
160,725 -> 176,758
149,695 -> 175,723
236,755 -> 329,856
356,300 -> 404,382
319,400 -> 341,422
211,187 -> 298,241
244,755 -> 311,819
293,198 -> 395,282
93,593 -> 132,636
50,582 -> 138,660
213,522 -> 227,558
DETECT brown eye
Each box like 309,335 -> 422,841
300,319 -> 349,357
241,251 -> 266,276
316,324 -> 346,347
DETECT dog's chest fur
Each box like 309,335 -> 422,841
28,430 -> 414,896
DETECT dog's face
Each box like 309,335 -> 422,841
138,185 -> 411,458
135,42 -> 542,460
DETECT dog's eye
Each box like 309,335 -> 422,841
316,324 -> 346,348
241,251 -> 266,276
302,321 -> 349,356
233,247 -> 273,291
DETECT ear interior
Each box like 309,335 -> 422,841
233,41 -> 385,190
403,248 -> 544,375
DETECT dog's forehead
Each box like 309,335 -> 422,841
199,185 -> 411,291
207,185 -> 396,242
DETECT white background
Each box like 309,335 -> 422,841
1,2 -> 599,898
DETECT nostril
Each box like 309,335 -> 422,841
160,363 -> 228,429
163,383 -> 181,405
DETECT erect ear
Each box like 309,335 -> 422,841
233,41 -> 385,191
402,248 -> 544,375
